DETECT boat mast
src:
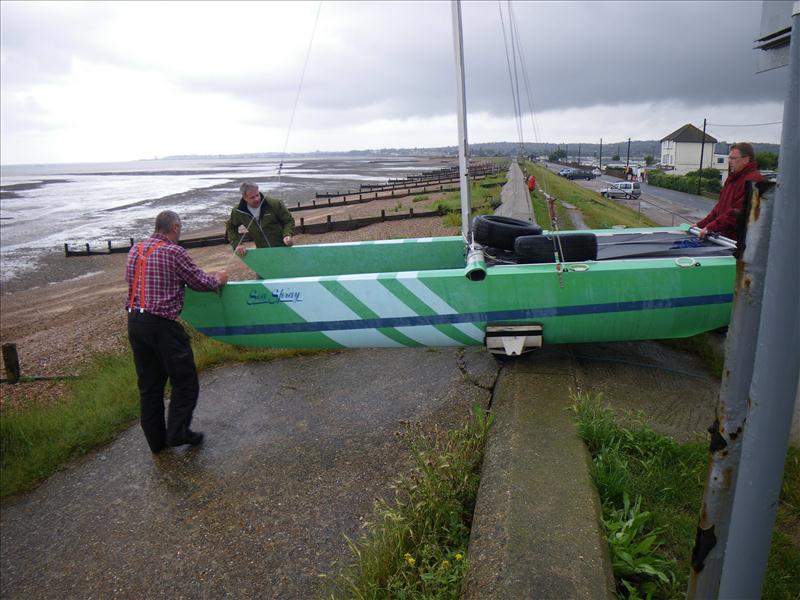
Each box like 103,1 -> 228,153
451,0 -> 472,241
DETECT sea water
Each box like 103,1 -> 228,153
0,156 -> 436,284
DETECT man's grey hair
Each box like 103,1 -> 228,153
155,210 -> 181,233
240,181 -> 259,196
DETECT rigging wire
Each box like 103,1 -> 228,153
507,1 -> 525,154
500,1 -> 563,278
277,0 -> 323,195
502,0 -> 550,201
509,3 -> 542,146
498,3 -> 524,153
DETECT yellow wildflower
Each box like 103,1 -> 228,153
455,553 -> 463,561
404,553 -> 416,567
441,560 -> 450,569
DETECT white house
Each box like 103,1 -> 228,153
660,124 -> 717,175
712,151 -> 730,184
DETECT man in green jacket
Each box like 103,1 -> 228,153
225,181 -> 295,256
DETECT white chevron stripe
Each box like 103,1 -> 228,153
395,273 -> 485,342
262,281 -> 403,348
337,277 -> 461,346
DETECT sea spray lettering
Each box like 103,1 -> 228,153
247,289 -> 302,305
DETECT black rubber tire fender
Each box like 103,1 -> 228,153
472,215 -> 543,251
514,233 -> 598,263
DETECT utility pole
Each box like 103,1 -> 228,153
698,118 -> 708,196
578,143 -> 581,165
565,143 -> 569,164
626,137 -> 631,167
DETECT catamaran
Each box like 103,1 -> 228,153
180,2 -> 736,356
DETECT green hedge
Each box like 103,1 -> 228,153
647,170 -> 720,195
685,168 -> 722,181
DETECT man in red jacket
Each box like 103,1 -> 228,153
695,142 -> 763,241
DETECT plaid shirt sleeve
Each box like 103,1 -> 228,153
171,246 -> 220,292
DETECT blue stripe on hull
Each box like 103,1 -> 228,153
198,293 -> 733,338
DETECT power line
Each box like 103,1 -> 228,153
706,121 -> 782,127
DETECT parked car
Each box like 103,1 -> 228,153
600,181 -> 642,199
557,168 -> 574,177
565,169 -> 595,180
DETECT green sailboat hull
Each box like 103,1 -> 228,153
181,227 -> 734,349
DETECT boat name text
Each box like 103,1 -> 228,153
248,289 -> 302,305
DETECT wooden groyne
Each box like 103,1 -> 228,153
314,163 -> 500,199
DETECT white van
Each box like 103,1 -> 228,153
600,181 -> 641,199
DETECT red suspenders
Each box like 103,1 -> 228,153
127,241 -> 167,312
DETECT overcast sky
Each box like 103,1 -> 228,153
0,1 -> 788,165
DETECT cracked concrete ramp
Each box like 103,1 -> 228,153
463,349 -> 615,600
0,347 -> 498,600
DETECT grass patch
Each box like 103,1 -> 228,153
326,404 -> 493,599
572,392 -> 800,599
424,175 -> 507,228
0,325 -> 314,499
524,162 -> 658,229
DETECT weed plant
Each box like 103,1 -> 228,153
426,175 -> 507,228
0,326 -> 309,498
530,189 -> 575,230
572,392 -> 799,599
327,404 -> 494,600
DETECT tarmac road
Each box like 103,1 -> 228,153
0,347 -> 499,600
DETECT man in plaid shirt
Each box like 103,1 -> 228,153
126,210 -> 228,453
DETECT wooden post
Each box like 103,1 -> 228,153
2,343 -> 21,384
85,243 -> 90,254
381,209 -> 386,221
130,238 -> 134,248
64,243 -> 70,256
327,215 -> 332,231
301,217 -> 305,233
108,240 -> 113,252
409,207 -> 414,216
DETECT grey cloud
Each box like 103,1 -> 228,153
0,2 -> 118,88
193,1 -> 787,125
1,1 -> 787,129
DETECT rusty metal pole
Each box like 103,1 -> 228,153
687,182 -> 774,599
716,7 -> 800,597
688,6 -> 800,597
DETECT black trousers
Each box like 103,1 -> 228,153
127,311 -> 199,452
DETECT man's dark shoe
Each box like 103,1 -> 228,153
168,429 -> 205,447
